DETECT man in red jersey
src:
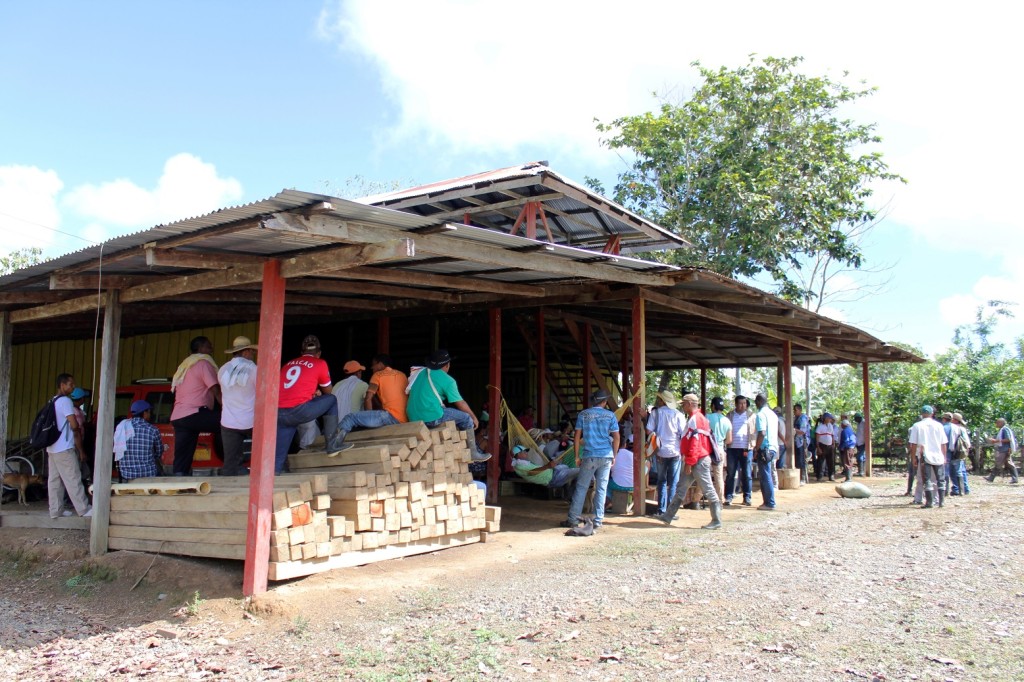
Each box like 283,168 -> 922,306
274,335 -> 343,473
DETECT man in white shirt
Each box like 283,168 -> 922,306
815,413 -> 836,481
724,395 -> 756,506
46,373 -> 92,519
908,405 -> 948,508
646,390 -> 688,516
218,336 -> 258,476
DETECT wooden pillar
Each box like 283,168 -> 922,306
243,260 -> 285,597
630,296 -> 646,517
699,368 -> 707,413
376,318 -> 390,355
783,341 -> 794,469
536,309 -> 547,427
487,308 -> 501,504
0,312 -> 10,509
620,333 -> 630,398
862,362 -> 872,477
581,323 -> 592,402
90,290 -> 121,556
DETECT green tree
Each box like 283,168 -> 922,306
0,247 -> 42,275
596,56 -> 904,299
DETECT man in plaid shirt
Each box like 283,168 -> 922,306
118,400 -> 164,481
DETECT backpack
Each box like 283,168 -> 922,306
696,427 -> 725,465
29,397 -> 62,449
954,432 -> 970,460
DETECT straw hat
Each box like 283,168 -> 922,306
656,390 -> 677,409
225,335 -> 258,354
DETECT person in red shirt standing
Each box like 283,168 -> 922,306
275,335 -> 342,473
658,393 -> 723,530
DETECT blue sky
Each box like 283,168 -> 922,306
2,1 -> 1021,356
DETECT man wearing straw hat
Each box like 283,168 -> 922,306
218,335 -> 258,476
646,389 -> 688,518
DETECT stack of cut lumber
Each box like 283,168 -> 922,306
106,420 -> 500,580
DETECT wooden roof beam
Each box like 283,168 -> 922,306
318,266 -> 546,297
372,177 -> 541,211
49,274 -> 163,290
145,248 -> 268,269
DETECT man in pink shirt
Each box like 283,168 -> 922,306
170,336 -> 221,475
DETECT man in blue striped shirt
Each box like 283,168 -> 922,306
118,400 -> 164,481
562,389 -> 620,530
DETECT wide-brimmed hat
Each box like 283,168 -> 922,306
225,335 -> 258,354
426,349 -> 453,370
942,412 -> 953,420
681,393 -> 699,405
131,399 -> 152,415
952,412 -> 967,425
343,360 -> 366,374
656,390 -> 677,408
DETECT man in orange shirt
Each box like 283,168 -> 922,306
329,354 -> 408,455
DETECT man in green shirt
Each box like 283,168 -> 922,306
407,349 -> 491,462
511,444 -> 578,487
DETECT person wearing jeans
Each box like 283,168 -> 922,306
406,349 -> 490,462
660,393 -> 722,530
724,396 -> 755,506
275,335 -> 343,474
646,391 -> 687,516
753,394 -> 779,510
563,389 -> 620,529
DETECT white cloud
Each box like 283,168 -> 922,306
938,271 -> 1024,345
64,153 -> 243,230
0,165 -> 63,253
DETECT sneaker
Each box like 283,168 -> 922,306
742,499 -> 752,507
471,452 -> 493,463
723,499 -> 732,507
559,519 -> 579,528
82,508 -> 93,518
757,504 -> 776,511
61,510 -> 74,517
325,443 -> 355,458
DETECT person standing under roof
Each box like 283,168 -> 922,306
660,393 -> 723,529
724,395 -> 755,506
218,335 -> 258,476
169,336 -> 221,476
707,396 -> 732,503
561,389 -> 619,530
645,390 -> 688,518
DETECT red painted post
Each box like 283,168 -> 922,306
487,308 -> 502,504
243,260 -> 284,597
631,296 -> 646,517
862,362 -> 872,477
783,341 -> 793,469
582,323 -> 592,402
536,308 -> 547,427
377,318 -> 390,355
525,202 -> 537,240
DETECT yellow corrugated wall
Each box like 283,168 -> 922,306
6,321 -> 258,439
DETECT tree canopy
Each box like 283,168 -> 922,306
596,55 -> 903,300
0,247 -> 42,276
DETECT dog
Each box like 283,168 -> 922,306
2,473 -> 44,506
564,518 -> 596,537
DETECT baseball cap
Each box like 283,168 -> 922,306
343,360 -> 366,374
302,335 -> 321,352
426,349 -> 453,370
921,405 -> 934,415
69,387 -> 90,400
131,399 -> 152,415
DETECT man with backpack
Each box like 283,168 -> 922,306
986,417 -> 1019,484
659,393 -> 722,529
949,413 -> 971,495
44,373 -> 92,519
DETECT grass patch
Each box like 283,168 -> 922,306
64,559 -> 118,596
0,547 -> 42,578
185,590 -> 204,617
289,615 -> 311,638
336,626 -> 506,680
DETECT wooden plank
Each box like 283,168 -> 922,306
267,530 -> 482,581
110,493 -> 249,513
108,525 -> 246,545
145,248 -> 268,269
91,290 -> 120,556
111,480 -> 212,496
109,510 -> 247,530
292,445 -> 389,468
320,265 -> 545,298
48,274 -> 164,290
108,536 -> 246,560
0,511 -> 90,530
345,422 -> 430,442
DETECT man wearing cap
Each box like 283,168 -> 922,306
406,349 -> 490,461
276,335 -> 343,473
986,417 -> 1019,484
69,387 -> 94,483
512,444 -> 579,488
562,389 -> 619,529
660,394 -> 723,528
753,394 -> 780,510
839,418 -> 857,482
948,412 -> 971,495
724,395 -> 756,506
117,400 -> 164,482
645,390 -> 688,517
333,360 -> 368,422
707,397 -> 732,502
908,405 -> 948,508
328,355 -> 410,454
169,336 -> 222,475
218,336 -> 258,476
46,373 -> 92,519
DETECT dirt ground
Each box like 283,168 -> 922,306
2,474 -> 1023,681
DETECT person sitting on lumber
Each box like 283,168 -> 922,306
406,349 -> 491,462
328,354 -> 410,456
115,400 -> 164,482
511,444 -> 578,487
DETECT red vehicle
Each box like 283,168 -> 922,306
113,379 -> 224,472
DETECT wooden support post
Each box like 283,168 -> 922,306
620,333 -> 630,398
536,308 -> 547,427
582,323 -> 592,400
862,362 -> 872,477
700,368 -> 707,413
90,290 -> 121,556
0,312 -> 10,509
525,201 -> 537,240
630,296 -> 646,517
487,308 -> 501,504
783,341 -> 794,469
377,317 -> 390,355
243,260 -> 285,597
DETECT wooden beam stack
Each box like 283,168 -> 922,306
106,420 -> 501,580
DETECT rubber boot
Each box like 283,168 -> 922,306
1009,463 -> 1020,484
937,488 -> 945,508
701,502 -> 722,530
985,473 -> 995,483
659,494 -> 683,525
922,490 -> 934,509
857,460 -> 865,477
844,467 -> 853,482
